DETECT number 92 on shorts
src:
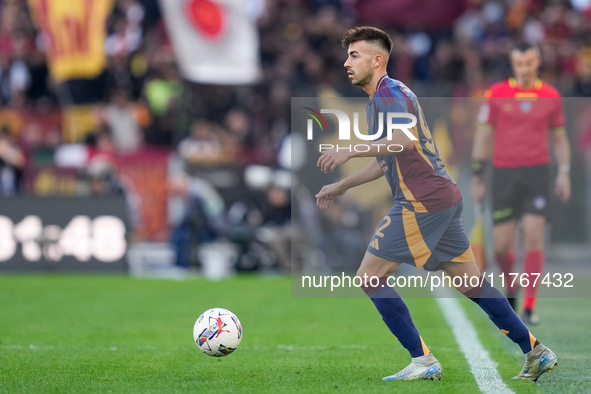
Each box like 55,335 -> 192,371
367,200 -> 474,271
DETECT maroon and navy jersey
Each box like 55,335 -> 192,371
368,75 -> 462,213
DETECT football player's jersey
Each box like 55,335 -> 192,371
477,78 -> 565,168
367,75 -> 462,213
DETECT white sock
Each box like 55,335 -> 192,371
412,352 -> 437,365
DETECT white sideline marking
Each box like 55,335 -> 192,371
436,294 -> 514,394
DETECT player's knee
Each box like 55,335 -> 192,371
462,275 -> 488,300
355,268 -> 368,279
358,274 -> 392,297
356,257 -> 398,279
462,277 -> 504,302
354,270 -> 380,287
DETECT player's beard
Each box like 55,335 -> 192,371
351,69 -> 372,87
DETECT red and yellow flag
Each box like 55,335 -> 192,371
28,0 -> 113,82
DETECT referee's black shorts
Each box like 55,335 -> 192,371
491,164 -> 550,224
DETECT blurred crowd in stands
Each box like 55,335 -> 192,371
1,0 -> 590,269
1,0 -> 589,149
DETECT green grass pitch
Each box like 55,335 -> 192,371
0,275 -> 589,393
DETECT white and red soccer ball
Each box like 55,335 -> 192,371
193,308 -> 242,357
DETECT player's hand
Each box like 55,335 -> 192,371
555,172 -> 571,202
315,182 -> 346,210
471,175 -> 486,204
317,149 -> 352,174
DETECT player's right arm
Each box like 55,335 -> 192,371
316,159 -> 383,210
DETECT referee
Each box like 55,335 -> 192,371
471,42 -> 571,325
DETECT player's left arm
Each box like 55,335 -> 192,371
551,126 -> 571,202
316,159 -> 384,210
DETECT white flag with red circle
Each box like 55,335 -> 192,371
159,0 -> 261,84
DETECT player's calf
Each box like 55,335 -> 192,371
461,276 -> 541,355
362,276 -> 430,359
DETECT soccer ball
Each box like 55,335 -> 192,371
193,308 -> 243,357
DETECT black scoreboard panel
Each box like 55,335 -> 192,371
0,197 -> 128,273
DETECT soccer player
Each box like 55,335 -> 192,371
471,43 -> 571,324
315,26 -> 557,382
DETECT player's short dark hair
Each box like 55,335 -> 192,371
511,42 -> 540,56
341,26 -> 393,55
